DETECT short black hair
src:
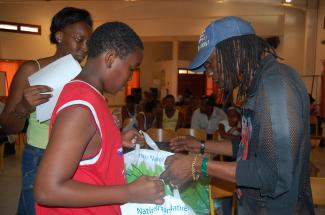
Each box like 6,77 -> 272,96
88,22 -> 144,59
50,7 -> 93,44
201,95 -> 215,107
143,100 -> 159,113
163,94 -> 175,101
126,95 -> 136,103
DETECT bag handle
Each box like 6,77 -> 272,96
139,130 -> 160,151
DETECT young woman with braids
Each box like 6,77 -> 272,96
161,16 -> 314,215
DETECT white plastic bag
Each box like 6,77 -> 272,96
121,131 -> 196,215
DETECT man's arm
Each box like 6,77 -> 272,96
161,154 -> 237,187
170,136 -> 233,157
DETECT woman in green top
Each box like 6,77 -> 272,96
0,7 -> 93,215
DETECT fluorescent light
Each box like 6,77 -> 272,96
178,69 -> 188,74
20,26 -> 39,33
0,24 -> 18,30
285,0 -> 292,3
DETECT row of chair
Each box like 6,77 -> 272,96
145,127 -> 214,143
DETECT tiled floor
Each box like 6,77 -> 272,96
0,145 -> 324,215
0,153 -> 21,215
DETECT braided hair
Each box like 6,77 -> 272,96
215,34 -> 277,103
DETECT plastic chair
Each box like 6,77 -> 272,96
146,128 -> 176,143
311,177 -> 325,206
209,177 -> 236,215
213,130 -> 219,141
176,128 -> 206,142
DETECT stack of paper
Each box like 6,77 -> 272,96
28,54 -> 81,122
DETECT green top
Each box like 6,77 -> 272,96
26,112 -> 50,149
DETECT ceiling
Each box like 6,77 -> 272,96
0,0 -> 310,11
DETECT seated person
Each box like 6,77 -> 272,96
191,95 -> 227,140
137,100 -> 161,131
218,106 -> 241,140
121,95 -> 138,131
160,94 -> 183,130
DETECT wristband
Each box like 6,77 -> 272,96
200,141 -> 205,155
191,155 -> 200,181
201,157 -> 208,177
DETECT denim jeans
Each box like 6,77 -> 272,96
17,144 -> 45,215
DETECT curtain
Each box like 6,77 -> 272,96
0,60 -> 24,96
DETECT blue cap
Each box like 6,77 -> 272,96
188,16 -> 255,72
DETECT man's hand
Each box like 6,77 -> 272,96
160,154 -> 197,187
127,176 -> 165,205
122,129 -> 143,148
170,135 -> 201,153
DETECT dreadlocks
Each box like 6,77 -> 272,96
215,34 -> 277,103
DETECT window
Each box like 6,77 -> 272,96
0,21 -> 41,35
178,68 -> 204,75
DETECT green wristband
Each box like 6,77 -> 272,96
201,157 -> 208,177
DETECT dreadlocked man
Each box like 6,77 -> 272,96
161,16 -> 314,215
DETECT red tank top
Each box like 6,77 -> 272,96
36,80 -> 126,215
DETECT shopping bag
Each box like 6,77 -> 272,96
121,131 -> 196,215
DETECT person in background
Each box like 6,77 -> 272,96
160,94 -> 184,130
34,21 -> 164,215
0,97 -> 8,160
179,95 -> 200,128
121,95 -> 138,131
137,100 -> 161,131
191,95 -> 227,140
0,97 -> 17,155
161,16 -> 314,214
218,106 -> 241,140
0,7 -> 93,215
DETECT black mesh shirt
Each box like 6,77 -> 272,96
233,55 -> 315,215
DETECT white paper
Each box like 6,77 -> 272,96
28,54 -> 81,122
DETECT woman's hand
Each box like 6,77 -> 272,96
127,176 -> 165,204
160,154 -> 198,187
19,85 -> 53,112
122,129 -> 143,148
170,135 -> 200,153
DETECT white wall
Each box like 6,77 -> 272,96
276,8 -> 306,73
316,0 -> 325,75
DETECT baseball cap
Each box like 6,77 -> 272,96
188,16 -> 255,72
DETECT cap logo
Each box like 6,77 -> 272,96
198,30 -> 209,51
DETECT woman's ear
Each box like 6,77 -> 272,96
55,31 -> 63,44
104,51 -> 117,69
